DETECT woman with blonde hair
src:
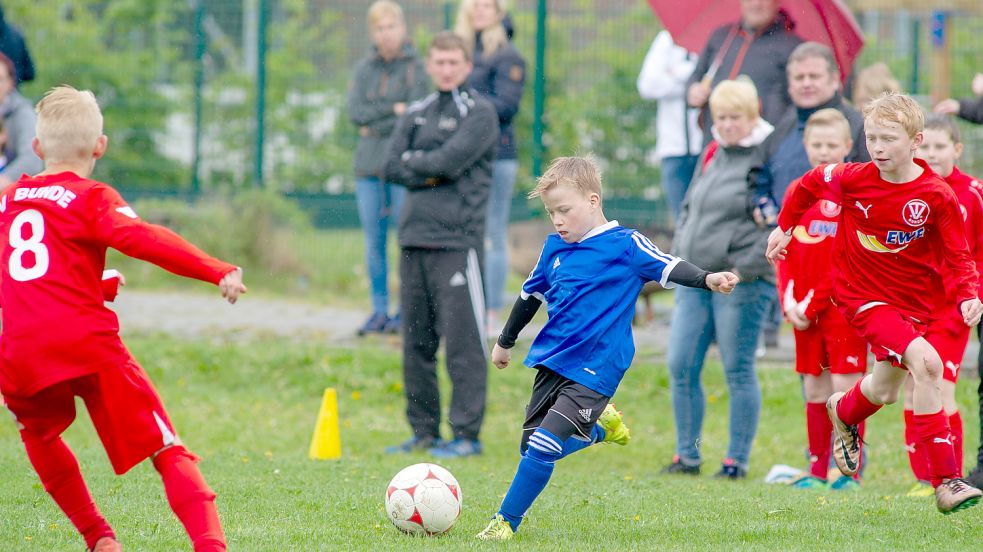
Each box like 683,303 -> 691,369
455,0 -> 526,333
663,78 -> 775,480
347,0 -> 429,335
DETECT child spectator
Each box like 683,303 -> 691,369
475,155 -> 738,540
767,92 -> 983,514
776,108 -> 869,491
851,62 -> 901,111
902,114 -> 983,496
0,86 -> 247,551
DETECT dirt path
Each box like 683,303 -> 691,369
110,290 -> 980,375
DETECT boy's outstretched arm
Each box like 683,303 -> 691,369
665,259 -> 738,294
492,293 -> 543,369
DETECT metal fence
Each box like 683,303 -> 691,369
9,1 -> 983,229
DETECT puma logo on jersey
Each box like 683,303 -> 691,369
846,356 -> 859,367
14,186 -> 77,208
933,434 -> 954,446
115,206 -> 138,219
855,201 -> 872,218
578,408 -> 593,422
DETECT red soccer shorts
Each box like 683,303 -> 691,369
842,303 -> 926,368
793,308 -> 868,376
924,309 -> 971,383
3,353 -> 178,475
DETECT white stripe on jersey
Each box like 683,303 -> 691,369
520,290 -> 546,302
630,232 -> 675,264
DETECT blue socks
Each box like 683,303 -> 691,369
558,424 -> 604,459
498,425 -> 603,531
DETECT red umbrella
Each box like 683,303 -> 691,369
647,0 -> 864,80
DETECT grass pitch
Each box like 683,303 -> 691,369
1,334 -> 980,550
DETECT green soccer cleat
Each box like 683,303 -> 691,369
598,404 -> 631,445
476,514 -> 514,540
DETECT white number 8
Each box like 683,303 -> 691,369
8,209 -> 49,282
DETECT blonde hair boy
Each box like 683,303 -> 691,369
528,155 -> 602,199
862,92 -> 924,138
34,85 -> 106,168
804,108 -> 851,142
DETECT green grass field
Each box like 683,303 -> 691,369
1,333 -> 980,550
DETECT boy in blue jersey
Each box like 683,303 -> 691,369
476,156 -> 739,540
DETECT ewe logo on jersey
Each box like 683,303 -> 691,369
902,199 -> 929,227
856,228 -> 924,253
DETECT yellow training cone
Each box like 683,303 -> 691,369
308,388 -> 342,460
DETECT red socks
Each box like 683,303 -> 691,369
23,435 -> 114,550
806,402 -> 832,479
913,410 -> 959,487
835,378 -> 883,426
153,446 -> 227,552
903,409 -> 930,482
949,411 -> 964,476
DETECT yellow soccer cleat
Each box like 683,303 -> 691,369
598,404 -> 631,446
906,481 -> 934,498
476,514 -> 514,540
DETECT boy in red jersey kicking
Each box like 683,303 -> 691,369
0,86 -> 246,551
901,114 -> 983,496
766,92 -> 983,514
776,109 -> 869,491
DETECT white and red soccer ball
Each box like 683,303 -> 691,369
385,463 -> 462,535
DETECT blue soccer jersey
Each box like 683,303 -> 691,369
521,221 -> 680,396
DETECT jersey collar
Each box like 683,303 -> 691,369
578,220 -> 619,242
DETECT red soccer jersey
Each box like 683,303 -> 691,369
0,172 -> 236,397
941,167 -> 983,302
775,178 -> 840,320
777,160 -> 978,322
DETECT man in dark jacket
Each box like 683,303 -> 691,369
687,0 -> 801,143
753,42 -> 869,208
384,31 -> 499,458
0,5 -> 33,85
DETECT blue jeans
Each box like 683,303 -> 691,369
355,177 -> 405,315
660,154 -> 699,222
666,279 -> 772,469
484,159 -> 519,311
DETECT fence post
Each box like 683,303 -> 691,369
191,0 -> 205,194
910,16 -> 920,95
532,0 -> 547,177
444,1 -> 453,30
253,0 -> 269,188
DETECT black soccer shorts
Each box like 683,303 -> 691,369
520,366 -> 610,451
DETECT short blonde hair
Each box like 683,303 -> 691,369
862,92 -> 923,138
709,78 -> 760,119
804,108 -> 851,142
454,0 -> 509,58
367,0 -> 404,28
528,155 -> 602,199
35,85 -> 104,164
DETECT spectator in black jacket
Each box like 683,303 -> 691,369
454,0 -> 526,331
384,32 -> 499,458
935,72 -> 983,125
0,5 -> 33,85
687,0 -> 801,145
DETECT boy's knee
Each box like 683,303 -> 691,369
869,386 -> 900,405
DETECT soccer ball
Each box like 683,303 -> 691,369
384,462 -> 462,535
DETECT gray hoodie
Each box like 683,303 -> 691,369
1,89 -> 42,181
673,118 -> 775,282
347,43 -> 429,178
